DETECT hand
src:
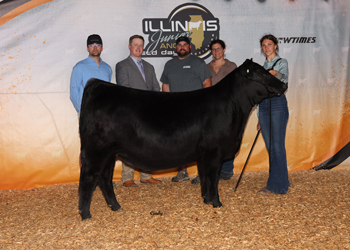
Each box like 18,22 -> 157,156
269,70 -> 279,77
257,122 -> 261,131
162,83 -> 170,92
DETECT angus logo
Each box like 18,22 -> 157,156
142,3 -> 220,59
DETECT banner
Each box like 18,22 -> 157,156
0,0 -> 349,190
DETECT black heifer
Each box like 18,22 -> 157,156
78,59 -> 287,220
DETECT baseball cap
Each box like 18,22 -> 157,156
87,34 -> 103,46
176,36 -> 191,45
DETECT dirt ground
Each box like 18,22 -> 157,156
0,169 -> 349,249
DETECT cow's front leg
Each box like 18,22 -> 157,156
197,149 -> 223,208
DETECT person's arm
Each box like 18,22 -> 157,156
202,77 -> 212,88
270,59 -> 288,84
150,67 -> 161,91
160,65 -> 169,92
108,65 -> 112,82
162,83 -> 170,92
200,59 -> 212,88
70,66 -> 82,114
115,62 -> 130,87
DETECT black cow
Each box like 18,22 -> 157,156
78,59 -> 287,220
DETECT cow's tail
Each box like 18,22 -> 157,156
79,78 -> 97,138
80,79 -> 97,117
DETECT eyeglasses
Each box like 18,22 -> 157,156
88,44 -> 101,48
176,43 -> 190,48
212,47 -> 223,52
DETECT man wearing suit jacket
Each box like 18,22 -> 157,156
116,35 -> 162,187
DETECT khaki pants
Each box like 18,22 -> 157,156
121,162 -> 152,183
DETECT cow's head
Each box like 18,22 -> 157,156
239,59 -> 287,97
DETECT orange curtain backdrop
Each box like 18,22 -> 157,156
0,0 -> 349,190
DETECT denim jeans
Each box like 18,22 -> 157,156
221,157 -> 234,174
259,94 -> 290,194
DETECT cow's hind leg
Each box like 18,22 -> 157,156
197,149 -> 223,208
78,149 -> 99,220
98,154 -> 121,212
197,166 -> 208,200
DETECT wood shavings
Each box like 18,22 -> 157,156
0,170 -> 349,249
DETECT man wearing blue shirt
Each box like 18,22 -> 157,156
70,34 -> 112,115
70,34 -> 112,170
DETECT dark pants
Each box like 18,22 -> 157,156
221,157 -> 234,174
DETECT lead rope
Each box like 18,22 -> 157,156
269,97 -> 271,173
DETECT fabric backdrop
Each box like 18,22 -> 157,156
0,0 -> 349,190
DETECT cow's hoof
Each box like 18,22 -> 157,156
80,212 -> 92,221
81,216 -> 92,221
109,203 -> 122,212
203,197 -> 212,205
212,201 -> 223,208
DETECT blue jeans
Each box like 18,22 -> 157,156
259,94 -> 290,194
221,157 -> 234,174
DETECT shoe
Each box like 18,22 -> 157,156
258,188 -> 274,195
140,177 -> 162,184
219,172 -> 233,181
171,170 -> 190,182
191,175 -> 200,185
123,180 -> 138,187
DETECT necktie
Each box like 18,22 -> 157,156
137,60 -> 146,82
